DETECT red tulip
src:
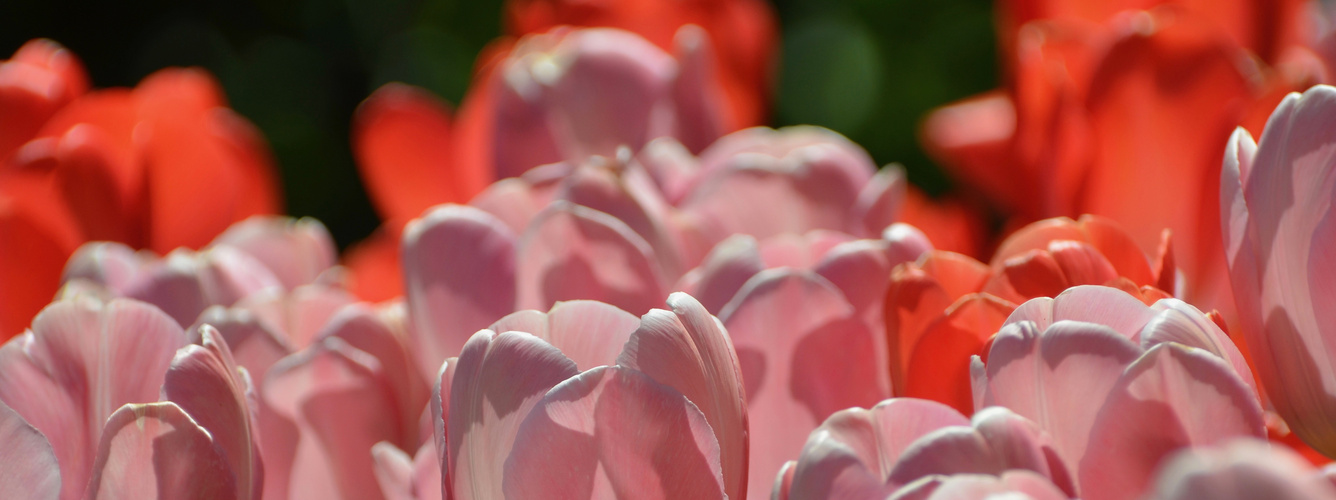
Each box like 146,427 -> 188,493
0,40 -> 283,341
921,9 -> 1289,319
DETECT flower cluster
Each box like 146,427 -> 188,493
5,0 -> 1336,499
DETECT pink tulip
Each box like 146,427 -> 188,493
0,297 -> 261,499
772,398 -> 1071,499
433,293 -> 748,500
1146,439 -> 1336,500
973,286 -> 1264,499
61,216 -> 341,328
1221,84 -> 1336,458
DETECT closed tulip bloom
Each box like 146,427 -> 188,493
1221,84 -> 1336,458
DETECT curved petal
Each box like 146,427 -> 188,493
263,337 -> 403,500
1080,344 -> 1266,500
673,234 -> 764,315
0,398 -> 60,500
517,202 -> 666,315
86,402 -> 237,499
978,320 -> 1141,485
490,300 -> 640,371
0,298 -> 184,500
1140,299 -> 1257,395
354,83 -> 489,222
448,330 -> 579,500
888,407 -> 1058,488
212,216 -> 337,290
618,292 -> 749,500
163,326 -> 261,499
403,204 -> 518,381
1148,439 -> 1336,500
502,365 -> 726,500
126,247 -> 283,327
787,398 -> 969,500
905,294 -> 1015,414
721,269 -> 888,499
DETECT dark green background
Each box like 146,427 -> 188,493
0,0 -> 997,249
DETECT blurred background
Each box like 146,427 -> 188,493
0,0 -> 997,249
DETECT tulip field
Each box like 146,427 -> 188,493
3,0 -> 1336,499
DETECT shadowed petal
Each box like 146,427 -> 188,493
86,402 -> 237,500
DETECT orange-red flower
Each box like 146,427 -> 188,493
504,0 -> 776,129
884,215 -> 1174,413
921,7 -> 1308,319
0,40 -> 282,341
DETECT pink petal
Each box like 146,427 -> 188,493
617,292 -> 750,500
162,326 -> 262,499
431,357 -> 456,500
502,365 -> 726,500
449,330 -> 579,500
372,442 -> 416,500
787,398 -> 969,500
0,398 -> 60,500
635,137 -> 700,205
1140,299 -> 1257,395
236,284 -> 355,349
0,298 -> 184,500
1229,86 -> 1336,456
669,25 -> 727,154
403,204 -> 518,382
672,234 -> 764,314
264,337 -> 403,500
469,178 -> 543,235
318,304 -> 429,449
773,461 -> 795,500
721,269 -> 889,500
558,162 -> 682,278
490,300 -> 640,371
1148,439 -> 1336,500
212,216 -> 338,290
888,408 -> 1061,490
1080,344 -> 1266,500
85,402 -> 237,499
979,320 -> 1141,486
1047,285 -> 1156,342
854,165 -> 908,237
126,247 -> 283,327
190,305 -> 294,389
517,202 -> 666,315
62,241 -> 150,296
924,471 -> 1068,500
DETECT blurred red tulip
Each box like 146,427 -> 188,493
504,0 -> 777,129
0,40 -> 283,342
922,8 -> 1286,320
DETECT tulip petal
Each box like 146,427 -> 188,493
517,201 -> 666,315
618,292 -> 749,500
491,300 -> 640,370
163,326 -> 262,500
86,402 -> 237,499
0,398 -> 60,500
721,269 -> 888,499
1047,285 -> 1156,342
264,337 -> 402,500
354,84 -> 489,222
0,298 -> 184,500
1149,439 -> 1336,500
788,398 -> 969,499
978,320 -> 1141,485
1080,344 -> 1266,500
673,234 -> 764,314
212,216 -> 337,290
237,284 -> 356,349
503,365 -> 726,500
905,293 -> 1015,414
888,407 -> 1057,488
449,330 -> 579,500
403,205 -> 518,381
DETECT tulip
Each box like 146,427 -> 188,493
0,40 -> 283,341
772,399 -> 1072,499
884,215 -> 1174,413
1146,439 -> 1336,499
1221,84 -> 1336,458
0,298 -> 260,499
973,286 -> 1263,499
921,8 -> 1290,320
503,0 -> 777,128
432,293 -> 748,500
